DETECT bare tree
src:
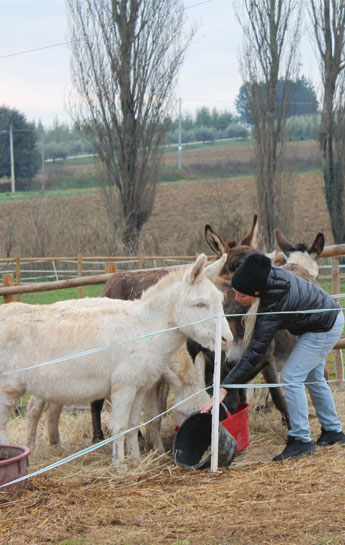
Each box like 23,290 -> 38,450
234,0 -> 302,250
19,198 -> 76,257
66,0 -> 194,253
3,210 -> 16,258
308,0 -> 345,244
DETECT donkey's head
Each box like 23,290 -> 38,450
205,213 -> 260,278
171,253 -> 232,352
274,229 -> 324,279
164,345 -> 209,426
204,214 -> 264,364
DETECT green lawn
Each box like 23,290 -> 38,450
4,284 -> 104,305
0,186 -> 98,203
8,276 -> 344,306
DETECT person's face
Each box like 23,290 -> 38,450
233,289 -> 255,307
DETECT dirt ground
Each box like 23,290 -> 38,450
1,389 -> 345,545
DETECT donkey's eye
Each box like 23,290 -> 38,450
195,302 -> 208,308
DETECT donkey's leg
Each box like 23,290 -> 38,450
45,403 -> 63,447
90,399 -> 105,443
223,388 -> 241,414
109,386 -> 136,464
26,395 -> 45,450
239,388 -> 247,404
157,377 -> 169,415
0,386 -> 24,444
251,374 -> 270,411
263,364 -> 290,429
143,381 -> 165,454
0,406 -> 12,444
223,359 -> 269,412
235,361 -> 269,411
126,391 -> 147,459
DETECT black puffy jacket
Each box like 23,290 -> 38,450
222,264 -> 340,386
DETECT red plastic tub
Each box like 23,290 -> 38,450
0,445 -> 31,492
220,402 -> 250,452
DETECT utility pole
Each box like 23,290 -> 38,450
41,130 -> 45,192
9,124 -> 15,193
177,97 -> 182,169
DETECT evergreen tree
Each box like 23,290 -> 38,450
236,77 -> 319,124
195,106 -> 212,127
0,106 -> 40,181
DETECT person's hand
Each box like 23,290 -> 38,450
200,387 -> 228,413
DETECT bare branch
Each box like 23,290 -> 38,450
308,0 -> 345,244
66,0 -> 196,252
234,0 -> 302,249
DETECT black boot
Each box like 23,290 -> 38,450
316,427 -> 345,446
273,436 -> 315,461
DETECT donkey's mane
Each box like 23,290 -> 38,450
286,242 -> 308,255
140,264 -> 189,301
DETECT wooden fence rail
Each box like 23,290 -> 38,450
1,249 -> 345,381
320,244 -> 345,258
0,253 -> 198,264
1,272 -> 114,297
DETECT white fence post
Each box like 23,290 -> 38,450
210,309 -> 223,473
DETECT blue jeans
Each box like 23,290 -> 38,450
280,310 -> 344,442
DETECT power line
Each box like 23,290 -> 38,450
182,99 -> 235,103
0,0 -> 211,61
0,40 -> 74,60
185,0 -> 211,8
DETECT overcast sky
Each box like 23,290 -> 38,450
0,0 -> 320,128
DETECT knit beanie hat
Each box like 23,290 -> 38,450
231,252 -> 271,296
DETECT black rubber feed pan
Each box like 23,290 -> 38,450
173,411 -> 237,469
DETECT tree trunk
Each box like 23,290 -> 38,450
66,0 -> 194,251
309,0 -> 345,244
235,0 -> 301,250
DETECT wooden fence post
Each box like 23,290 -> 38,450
3,274 -> 15,303
78,253 -> 82,299
332,259 -> 343,383
138,253 -> 143,269
16,254 -> 21,303
105,262 -> 117,274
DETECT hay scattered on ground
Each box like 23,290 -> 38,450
1,389 -> 345,545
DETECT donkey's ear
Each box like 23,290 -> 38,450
241,213 -> 259,248
214,275 -> 232,295
204,253 -> 226,282
205,224 -> 227,256
275,228 -> 294,255
266,249 -> 286,266
185,253 -> 208,284
309,233 -> 325,257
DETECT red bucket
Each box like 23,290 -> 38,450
220,402 -> 250,453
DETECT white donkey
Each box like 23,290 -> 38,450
26,343 -> 209,453
0,254 -> 231,463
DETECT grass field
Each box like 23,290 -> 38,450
16,284 -> 104,304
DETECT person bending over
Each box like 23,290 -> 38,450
200,252 -> 345,461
